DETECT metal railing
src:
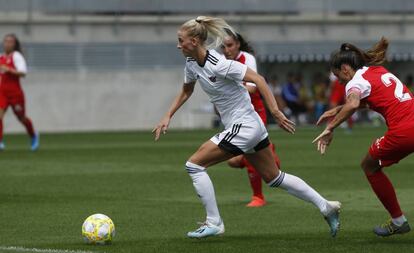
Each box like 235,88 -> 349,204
10,41 -> 413,70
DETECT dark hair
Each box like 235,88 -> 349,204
330,37 -> 389,71
224,29 -> 255,55
4,33 -> 22,53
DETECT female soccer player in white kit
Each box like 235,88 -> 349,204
153,16 -> 341,238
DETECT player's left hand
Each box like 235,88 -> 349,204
312,128 -> 334,155
273,110 -> 295,134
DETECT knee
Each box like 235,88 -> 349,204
185,161 -> 206,174
361,159 -> 380,176
265,169 -> 282,185
255,165 -> 279,184
360,159 -> 367,170
17,115 -> 26,122
227,157 -> 244,168
360,160 -> 371,175
188,144 -> 207,166
188,155 -> 201,167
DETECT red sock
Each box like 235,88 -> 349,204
245,159 -> 264,200
0,119 -> 3,141
365,170 -> 403,218
22,117 -> 35,138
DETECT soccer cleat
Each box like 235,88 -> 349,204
187,219 -> 225,239
323,201 -> 341,238
246,196 -> 266,207
0,141 -> 5,151
30,133 -> 39,151
373,219 -> 411,237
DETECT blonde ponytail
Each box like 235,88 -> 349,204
181,16 -> 236,49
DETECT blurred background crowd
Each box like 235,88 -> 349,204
262,71 -> 414,127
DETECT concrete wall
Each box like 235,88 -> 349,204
3,69 -> 216,133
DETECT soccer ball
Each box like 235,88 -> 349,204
82,214 -> 115,245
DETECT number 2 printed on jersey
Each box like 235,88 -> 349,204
381,73 -> 412,102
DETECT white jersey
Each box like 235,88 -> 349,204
184,49 -> 258,128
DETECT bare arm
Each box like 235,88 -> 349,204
152,82 -> 195,140
243,68 -> 295,133
317,99 -> 367,126
326,92 -> 360,131
316,105 -> 343,125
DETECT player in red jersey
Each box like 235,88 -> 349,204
314,37 -> 413,236
0,34 -> 38,151
222,31 -> 281,207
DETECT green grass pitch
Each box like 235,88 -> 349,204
0,126 -> 413,253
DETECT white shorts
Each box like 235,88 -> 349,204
210,119 -> 269,155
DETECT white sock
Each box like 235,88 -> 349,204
392,215 -> 407,226
185,161 -> 221,225
268,171 -> 329,215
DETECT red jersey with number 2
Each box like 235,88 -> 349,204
236,51 -> 267,125
346,66 -> 414,131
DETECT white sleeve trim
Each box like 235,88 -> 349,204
243,52 -> 257,73
345,76 -> 371,99
184,64 -> 197,84
240,52 -> 257,87
12,51 -> 27,74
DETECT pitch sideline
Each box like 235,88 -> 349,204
0,246 -> 103,253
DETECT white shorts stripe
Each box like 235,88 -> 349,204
210,119 -> 268,154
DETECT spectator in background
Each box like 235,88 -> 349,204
312,72 -> 329,122
281,72 -> 307,124
296,73 -> 313,124
267,74 -> 289,122
329,72 -> 354,131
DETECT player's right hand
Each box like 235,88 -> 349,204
152,116 -> 170,141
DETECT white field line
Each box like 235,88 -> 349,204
0,246 -> 103,253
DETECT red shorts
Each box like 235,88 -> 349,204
369,125 -> 414,167
0,87 -> 26,115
